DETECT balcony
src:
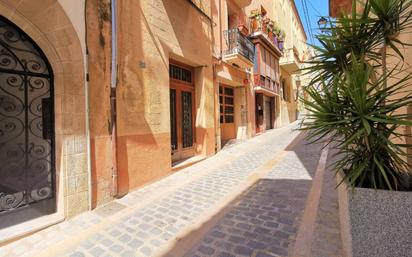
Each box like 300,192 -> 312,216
233,0 -> 252,8
223,28 -> 255,69
248,10 -> 284,56
280,47 -> 301,74
253,74 -> 280,97
248,30 -> 283,57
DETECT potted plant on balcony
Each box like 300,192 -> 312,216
273,25 -> 280,48
301,0 -> 412,256
249,9 -> 261,33
278,30 -> 285,51
262,17 -> 271,36
267,20 -> 274,41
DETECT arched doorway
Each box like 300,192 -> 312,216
0,16 -> 55,226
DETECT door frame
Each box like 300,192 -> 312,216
264,98 -> 272,130
219,84 -> 236,142
169,61 -> 196,162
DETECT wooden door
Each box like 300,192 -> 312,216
265,100 -> 272,130
219,85 -> 236,141
169,63 -> 195,162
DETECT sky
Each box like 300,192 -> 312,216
294,0 -> 330,46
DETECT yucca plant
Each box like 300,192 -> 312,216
301,0 -> 412,190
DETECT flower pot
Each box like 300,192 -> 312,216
278,41 -> 284,51
273,36 -> 278,47
250,18 -> 259,33
262,23 -> 268,35
336,172 -> 412,257
268,30 -> 273,40
262,18 -> 270,35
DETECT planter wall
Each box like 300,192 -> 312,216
337,172 -> 412,257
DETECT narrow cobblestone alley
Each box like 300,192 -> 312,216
0,122 -> 341,257
183,134 -> 322,257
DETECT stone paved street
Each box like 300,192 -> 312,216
184,132 -> 322,257
0,122 -> 342,257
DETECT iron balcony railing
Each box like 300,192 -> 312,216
223,28 -> 255,63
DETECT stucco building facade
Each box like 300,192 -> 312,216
88,0 -> 217,208
0,0 -> 307,243
245,0 -> 308,132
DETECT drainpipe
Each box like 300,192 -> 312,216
84,0 -> 93,210
110,0 -> 118,197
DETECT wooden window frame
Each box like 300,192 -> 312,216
219,85 -> 235,124
169,61 -> 194,86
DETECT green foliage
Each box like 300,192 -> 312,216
301,0 -> 412,190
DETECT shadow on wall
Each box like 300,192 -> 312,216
163,0 -> 213,60
115,0 -> 217,196
164,0 -> 216,157
160,133 -> 323,257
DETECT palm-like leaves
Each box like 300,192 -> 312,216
301,0 -> 412,190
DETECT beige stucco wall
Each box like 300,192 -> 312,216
58,0 -> 86,58
85,0 -> 219,206
276,0 -> 307,127
109,0 -> 216,197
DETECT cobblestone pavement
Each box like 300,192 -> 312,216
184,134 -> 323,257
0,121 -> 341,257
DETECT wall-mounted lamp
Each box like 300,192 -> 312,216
317,17 -> 328,26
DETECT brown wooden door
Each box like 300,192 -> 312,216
170,83 -> 195,162
219,85 -> 236,142
169,63 -> 195,162
265,100 -> 272,130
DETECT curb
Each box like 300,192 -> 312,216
292,143 -> 330,257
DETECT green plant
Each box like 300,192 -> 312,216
278,30 -> 285,41
274,25 -> 281,37
301,0 -> 412,190
250,9 -> 261,18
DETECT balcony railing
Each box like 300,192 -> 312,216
282,47 -> 301,63
280,47 -> 301,74
254,74 -> 280,95
224,28 -> 255,63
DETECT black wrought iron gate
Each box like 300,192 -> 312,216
0,16 -> 55,215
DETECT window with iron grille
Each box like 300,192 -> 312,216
169,64 -> 192,83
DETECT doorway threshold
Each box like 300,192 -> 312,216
0,212 -> 64,246
221,139 -> 242,149
172,155 -> 206,171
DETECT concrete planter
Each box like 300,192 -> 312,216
337,172 -> 412,257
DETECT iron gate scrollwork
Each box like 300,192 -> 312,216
0,16 -> 55,214
181,91 -> 193,148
